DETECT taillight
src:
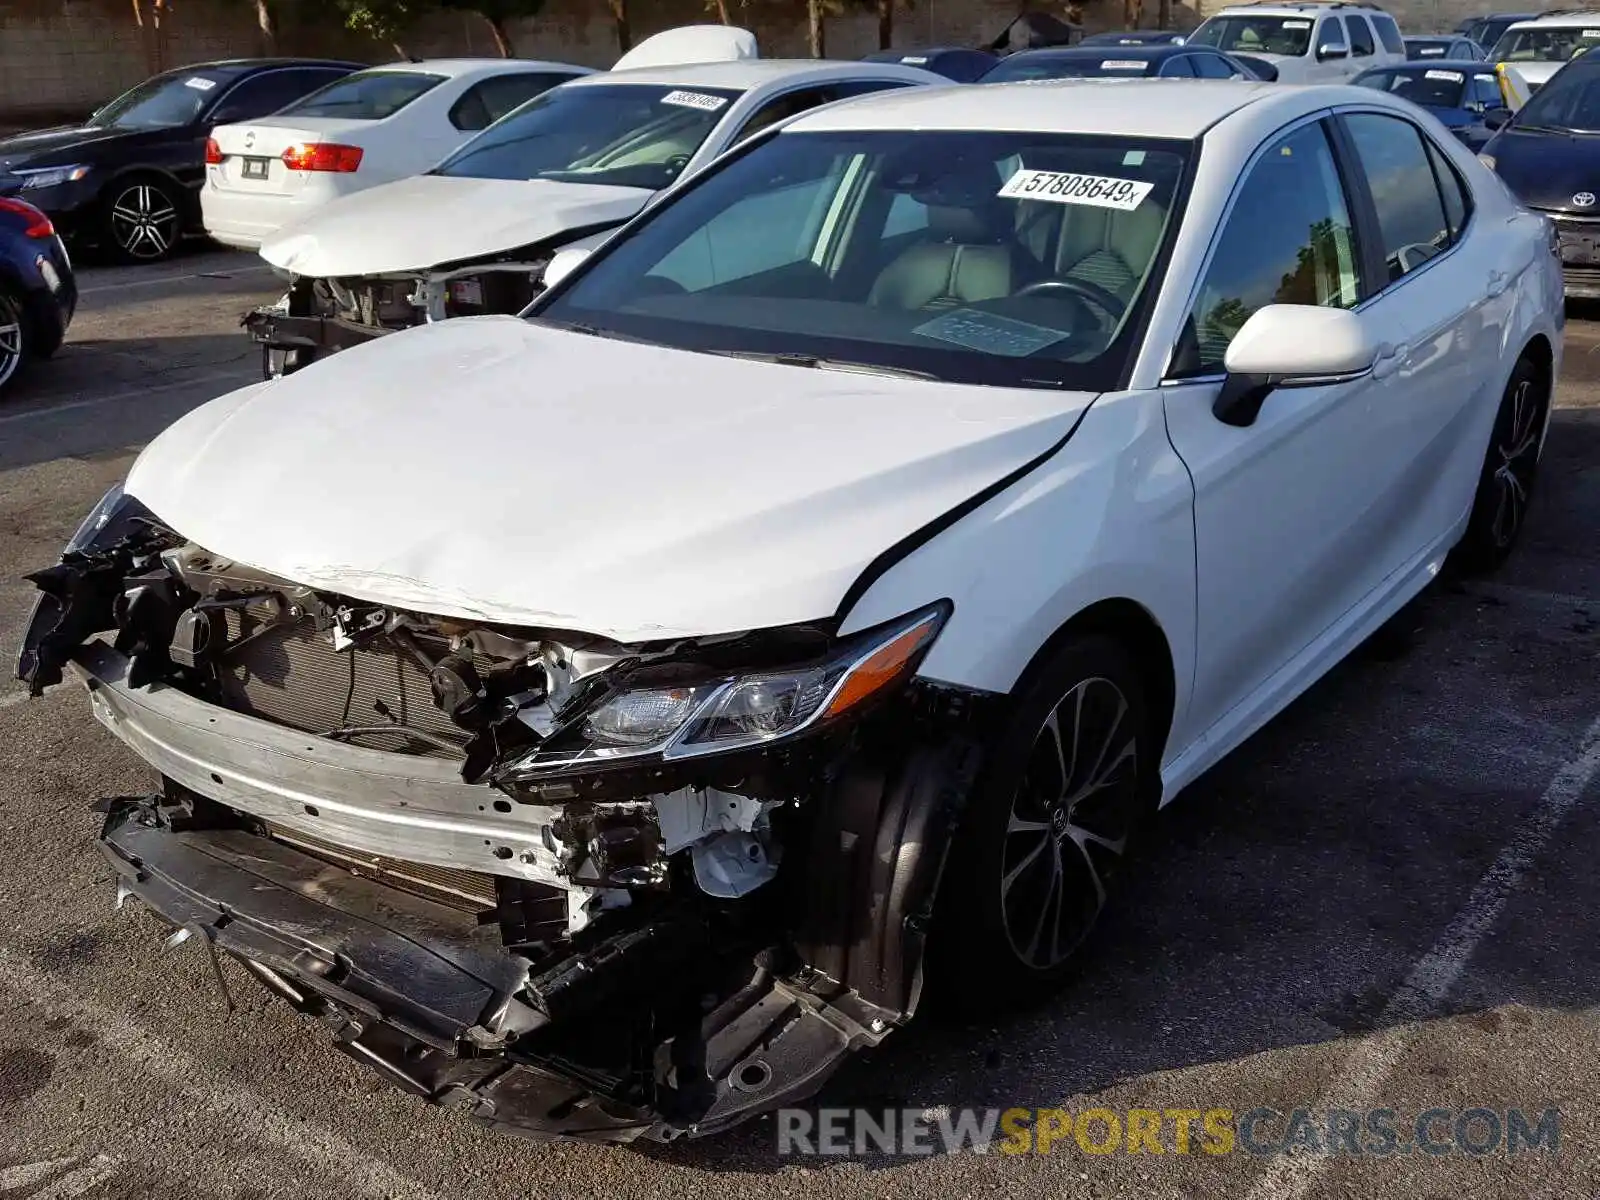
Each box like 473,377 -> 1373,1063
204,137 -> 224,165
281,143 -> 363,173
0,196 -> 54,238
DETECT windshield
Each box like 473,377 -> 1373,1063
536,129 -> 1189,391
279,70 -> 445,119
1490,25 -> 1600,62
1189,15 -> 1314,55
1354,67 -> 1466,106
435,83 -> 743,191
90,70 -> 232,129
982,54 -> 1155,81
1513,60 -> 1600,129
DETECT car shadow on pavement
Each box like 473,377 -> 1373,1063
643,405 -> 1600,1172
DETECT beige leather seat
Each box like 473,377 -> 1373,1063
1040,201 -> 1167,306
868,202 -> 1028,311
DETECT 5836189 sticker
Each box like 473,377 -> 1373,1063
660,89 -> 727,111
998,168 -> 1154,211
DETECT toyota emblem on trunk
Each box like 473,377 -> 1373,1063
1575,192 -> 1596,207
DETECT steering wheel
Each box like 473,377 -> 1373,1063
1013,276 -> 1129,321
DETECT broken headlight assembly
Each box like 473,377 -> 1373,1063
495,602 -> 951,780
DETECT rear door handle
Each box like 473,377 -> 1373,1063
1487,269 -> 1509,298
1372,342 -> 1407,380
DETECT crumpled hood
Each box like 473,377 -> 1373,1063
124,318 -> 1092,641
1486,127 -> 1600,213
261,174 -> 653,277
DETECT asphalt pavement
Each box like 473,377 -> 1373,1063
0,246 -> 1597,1200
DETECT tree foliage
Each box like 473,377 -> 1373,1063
335,0 -> 427,56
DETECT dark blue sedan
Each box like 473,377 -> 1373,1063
1351,61 -> 1510,150
0,196 -> 75,396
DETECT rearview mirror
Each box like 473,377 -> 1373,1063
542,245 -> 592,290
1213,305 -> 1378,427
1482,105 -> 1511,130
1316,40 -> 1349,60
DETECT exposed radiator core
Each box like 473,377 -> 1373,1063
214,613 -> 470,759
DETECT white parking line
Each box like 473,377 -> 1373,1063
0,368 -> 253,428
1243,712 -> 1600,1200
0,948 -> 444,1200
26,1157 -> 118,1200
0,1158 -> 79,1191
76,264 -> 275,296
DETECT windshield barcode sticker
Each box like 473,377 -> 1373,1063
1425,69 -> 1465,81
1585,28 -> 1600,36
1101,59 -> 1148,69
902,54 -> 929,63
184,76 -> 217,91
1284,19 -> 1311,28
660,89 -> 727,111
998,168 -> 1154,211
1419,46 -> 1445,54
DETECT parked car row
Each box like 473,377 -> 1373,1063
9,6 -> 1569,1154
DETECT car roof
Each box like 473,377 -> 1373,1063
786,77 -> 1277,137
999,44 -> 1188,61
564,58 -> 941,88
1210,3 -> 1383,14
1367,58 -> 1494,70
163,58 -> 367,75
1506,10 -> 1600,28
351,58 -> 590,78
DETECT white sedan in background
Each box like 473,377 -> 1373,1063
201,58 -> 592,250
22,79 -> 1561,1144
244,53 -> 944,374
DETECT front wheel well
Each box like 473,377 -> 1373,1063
1010,598 -> 1178,764
1520,333 -> 1554,394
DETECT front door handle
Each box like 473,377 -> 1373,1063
1487,269 -> 1509,298
1372,342 -> 1407,380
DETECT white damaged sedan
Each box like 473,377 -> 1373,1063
19,79 -> 1561,1142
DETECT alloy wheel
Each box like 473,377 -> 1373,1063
109,183 -> 179,260
0,294 -> 24,391
1488,375 -> 1545,551
1000,675 -> 1140,970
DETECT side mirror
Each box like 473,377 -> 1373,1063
1317,41 -> 1349,61
1213,305 -> 1378,427
542,245 -> 592,290
1482,105 -> 1511,130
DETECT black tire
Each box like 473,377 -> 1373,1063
0,287 -> 33,397
100,175 -> 182,264
930,634 -> 1155,1012
1454,354 -> 1550,573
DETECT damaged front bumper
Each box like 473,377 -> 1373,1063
41,599 -> 986,1140
100,794 -> 903,1142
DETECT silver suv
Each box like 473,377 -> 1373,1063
1188,1 -> 1407,82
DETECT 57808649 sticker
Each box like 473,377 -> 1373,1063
998,168 -> 1154,212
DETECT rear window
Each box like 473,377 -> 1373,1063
279,70 -> 446,119
1374,13 -> 1405,55
1354,67 -> 1466,108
